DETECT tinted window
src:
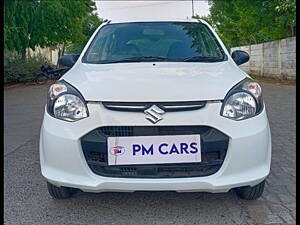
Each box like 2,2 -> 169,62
83,22 -> 225,63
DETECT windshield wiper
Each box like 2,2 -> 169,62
126,56 -> 171,61
99,56 -> 171,64
183,56 -> 224,62
97,56 -> 223,64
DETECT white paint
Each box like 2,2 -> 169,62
63,61 -> 246,102
63,19 -> 242,102
39,18 -> 271,194
26,46 -> 59,65
40,101 -> 271,193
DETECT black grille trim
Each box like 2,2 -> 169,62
81,126 -> 229,178
102,101 -> 206,112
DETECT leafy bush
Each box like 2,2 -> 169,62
65,42 -> 86,55
4,53 -> 50,84
199,0 -> 296,48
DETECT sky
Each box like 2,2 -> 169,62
95,1 -> 210,20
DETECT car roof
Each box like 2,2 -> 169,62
106,17 -> 203,24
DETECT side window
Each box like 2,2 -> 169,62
85,26 -> 118,62
86,37 -> 105,62
103,33 -> 116,59
200,28 -> 223,58
128,38 -> 177,57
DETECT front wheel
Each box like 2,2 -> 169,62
235,180 -> 265,200
47,182 -> 79,199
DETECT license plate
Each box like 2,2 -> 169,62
107,135 -> 201,166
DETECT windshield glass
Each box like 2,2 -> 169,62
82,22 -> 226,64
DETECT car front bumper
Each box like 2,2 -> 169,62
39,102 -> 271,193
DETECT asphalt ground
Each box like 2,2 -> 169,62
4,81 -> 296,225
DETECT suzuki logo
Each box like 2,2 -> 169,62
144,105 -> 165,124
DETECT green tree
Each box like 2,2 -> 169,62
197,0 -> 296,48
275,0 -> 296,36
4,0 -> 101,57
4,0 -> 37,56
66,12 -> 102,54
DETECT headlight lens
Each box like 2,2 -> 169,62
222,92 -> 257,120
47,81 -> 88,122
53,94 -> 88,121
221,78 -> 263,120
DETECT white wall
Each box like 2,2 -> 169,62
231,37 -> 296,80
26,46 -> 59,66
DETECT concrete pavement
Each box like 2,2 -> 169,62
4,82 -> 296,225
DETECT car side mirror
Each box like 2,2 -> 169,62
231,50 -> 249,66
59,54 -> 80,68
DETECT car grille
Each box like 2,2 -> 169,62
102,101 -> 206,112
81,126 -> 229,178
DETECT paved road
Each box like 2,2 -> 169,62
4,82 -> 295,225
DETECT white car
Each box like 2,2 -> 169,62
39,18 -> 271,200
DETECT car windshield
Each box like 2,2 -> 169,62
82,22 -> 226,64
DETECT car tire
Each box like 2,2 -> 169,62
47,182 -> 78,199
235,180 -> 265,200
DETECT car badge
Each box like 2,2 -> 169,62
110,146 -> 125,156
144,105 -> 165,124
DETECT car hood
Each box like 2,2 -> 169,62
62,61 -> 247,102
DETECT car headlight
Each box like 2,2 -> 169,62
221,78 -> 263,120
47,80 -> 88,122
